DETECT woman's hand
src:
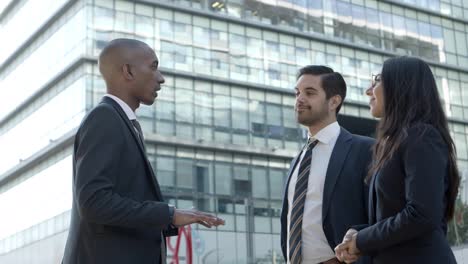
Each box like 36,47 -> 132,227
334,229 -> 361,263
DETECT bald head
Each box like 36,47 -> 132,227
97,38 -> 164,111
98,38 -> 152,87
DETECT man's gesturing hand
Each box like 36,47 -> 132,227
172,208 -> 225,228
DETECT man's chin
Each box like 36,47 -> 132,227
297,118 -> 312,126
141,98 -> 156,106
297,116 -> 324,127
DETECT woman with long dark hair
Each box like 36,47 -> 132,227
335,56 -> 459,264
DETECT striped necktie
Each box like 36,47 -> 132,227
289,138 -> 319,264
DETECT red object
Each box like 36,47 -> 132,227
166,225 -> 193,264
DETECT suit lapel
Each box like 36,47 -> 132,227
281,152 -> 302,221
368,171 -> 378,224
101,97 -> 163,200
322,128 -> 352,221
283,151 -> 303,201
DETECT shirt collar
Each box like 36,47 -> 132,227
104,94 -> 137,121
308,121 -> 340,145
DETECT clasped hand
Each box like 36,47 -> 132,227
334,229 -> 360,263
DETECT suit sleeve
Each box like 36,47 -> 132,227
74,106 -> 171,228
163,226 -> 179,237
356,127 -> 447,254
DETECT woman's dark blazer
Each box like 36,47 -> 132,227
356,124 -> 457,264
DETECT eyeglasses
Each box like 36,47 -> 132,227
371,73 -> 381,87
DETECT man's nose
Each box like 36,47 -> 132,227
296,94 -> 305,103
158,73 -> 165,84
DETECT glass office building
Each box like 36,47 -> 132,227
1,0 -> 468,263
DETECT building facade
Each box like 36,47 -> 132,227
1,0 -> 468,263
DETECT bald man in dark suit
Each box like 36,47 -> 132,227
62,39 -> 224,264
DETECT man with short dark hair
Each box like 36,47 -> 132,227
62,38 -> 224,264
280,65 -> 373,264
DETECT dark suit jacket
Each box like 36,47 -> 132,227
62,97 -> 177,264
280,127 -> 374,263
356,124 -> 456,264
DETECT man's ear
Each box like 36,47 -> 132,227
329,95 -> 342,111
122,64 -> 134,80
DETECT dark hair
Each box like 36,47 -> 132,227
297,65 -> 347,115
368,56 -> 459,222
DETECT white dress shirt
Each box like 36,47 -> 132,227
286,121 -> 340,264
104,94 -> 136,120
104,94 -> 142,136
